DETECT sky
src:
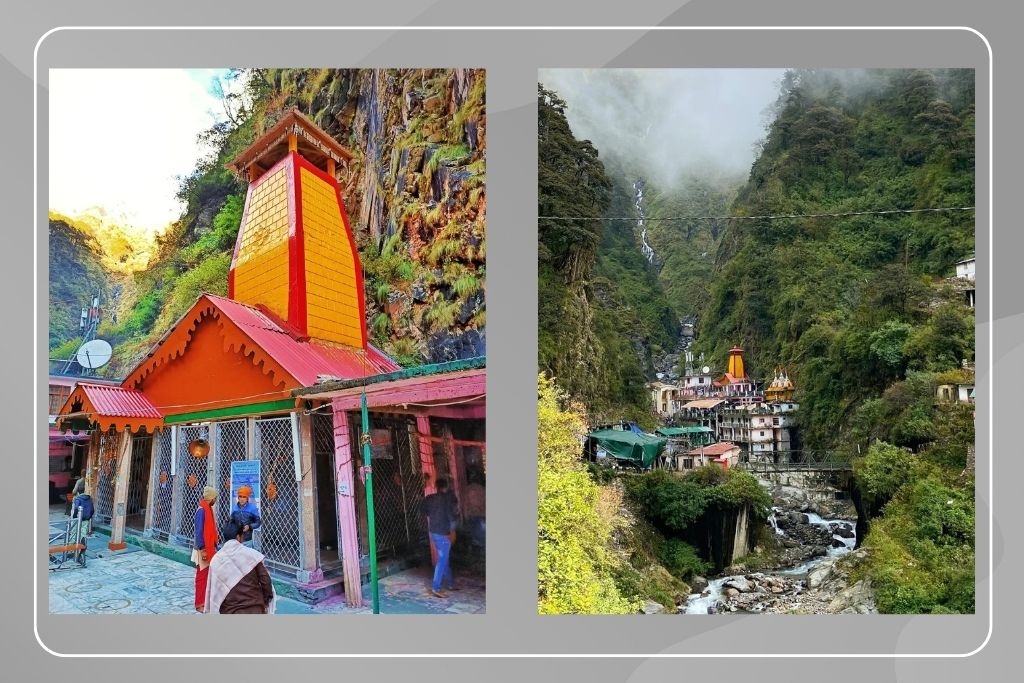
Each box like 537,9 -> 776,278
538,68 -> 788,187
48,69 -> 231,235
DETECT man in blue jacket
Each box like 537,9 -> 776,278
230,485 -> 262,545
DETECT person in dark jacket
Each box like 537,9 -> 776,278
421,477 -> 459,598
203,519 -> 276,614
66,471 -> 85,516
229,485 -> 262,545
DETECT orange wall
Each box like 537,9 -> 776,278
135,313 -> 294,416
299,167 -> 363,347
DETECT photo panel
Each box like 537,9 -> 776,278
44,66 -> 486,619
537,66 -> 977,617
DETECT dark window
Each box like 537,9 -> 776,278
49,385 -> 71,415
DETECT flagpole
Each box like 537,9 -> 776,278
360,392 -> 379,614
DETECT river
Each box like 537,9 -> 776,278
682,508 -> 858,614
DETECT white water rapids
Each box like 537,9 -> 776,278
682,508 -> 857,614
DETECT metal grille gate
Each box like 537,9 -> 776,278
124,433 -> 153,529
149,429 -> 174,540
358,416 -> 427,561
93,433 -> 119,526
255,417 -> 301,571
173,424 -> 211,544
215,420 -> 248,529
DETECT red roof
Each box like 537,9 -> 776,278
688,441 -> 739,456
207,294 -> 400,385
56,383 -> 164,433
77,384 -> 162,419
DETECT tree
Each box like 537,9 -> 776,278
537,375 -> 636,614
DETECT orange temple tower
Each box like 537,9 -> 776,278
226,108 -> 365,348
726,346 -> 747,380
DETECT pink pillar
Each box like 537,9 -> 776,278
417,415 -> 437,495
417,415 -> 439,564
332,404 -> 362,607
445,425 -> 462,501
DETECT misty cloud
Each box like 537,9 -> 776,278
539,68 -> 787,188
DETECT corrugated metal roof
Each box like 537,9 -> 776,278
687,441 -> 738,456
681,398 -> 726,410
656,426 -> 713,436
208,294 -> 400,385
80,384 -> 162,418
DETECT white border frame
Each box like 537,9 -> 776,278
34,25 -> 991,655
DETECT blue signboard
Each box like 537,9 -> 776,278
229,460 -> 262,516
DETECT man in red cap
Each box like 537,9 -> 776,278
230,484 -> 262,545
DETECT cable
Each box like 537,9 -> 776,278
539,206 -> 975,221
400,393 -> 486,408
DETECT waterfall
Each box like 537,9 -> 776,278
634,179 -> 655,264
804,512 -> 857,557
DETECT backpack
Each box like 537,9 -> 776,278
72,494 -> 94,521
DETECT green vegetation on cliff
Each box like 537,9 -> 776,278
50,69 -> 486,377
538,374 -> 637,614
697,68 -> 974,447
538,85 -> 673,427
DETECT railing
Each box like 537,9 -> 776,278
739,451 -> 852,475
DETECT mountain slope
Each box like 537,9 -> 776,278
50,68 -> 486,378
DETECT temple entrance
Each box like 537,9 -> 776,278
125,433 -> 153,531
431,417 -> 486,575
313,412 -> 341,571
352,414 -> 428,567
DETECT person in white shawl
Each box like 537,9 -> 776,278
204,520 -> 277,614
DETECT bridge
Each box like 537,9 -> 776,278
738,451 -> 853,475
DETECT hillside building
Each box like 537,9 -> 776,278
654,346 -> 800,463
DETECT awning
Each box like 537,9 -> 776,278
681,399 -> 726,410
656,426 -> 713,437
56,383 -> 163,433
293,357 -> 486,413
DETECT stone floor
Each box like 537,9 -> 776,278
45,506 -> 485,615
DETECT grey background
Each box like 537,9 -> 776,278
1,0 -> 1015,680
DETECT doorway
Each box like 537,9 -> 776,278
125,433 -> 153,531
351,413 -> 427,565
313,413 -> 341,570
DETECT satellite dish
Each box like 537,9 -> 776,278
77,339 -> 112,369
702,366 -> 711,374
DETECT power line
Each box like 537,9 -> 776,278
539,206 -> 975,222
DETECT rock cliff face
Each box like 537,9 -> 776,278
50,69 -> 486,375
295,68 -> 487,364
684,503 -> 758,572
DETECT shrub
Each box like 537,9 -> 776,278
658,538 -> 711,580
538,374 -> 636,614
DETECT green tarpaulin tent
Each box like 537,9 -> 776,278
586,429 -> 667,469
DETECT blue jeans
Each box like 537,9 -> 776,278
429,532 -> 454,592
